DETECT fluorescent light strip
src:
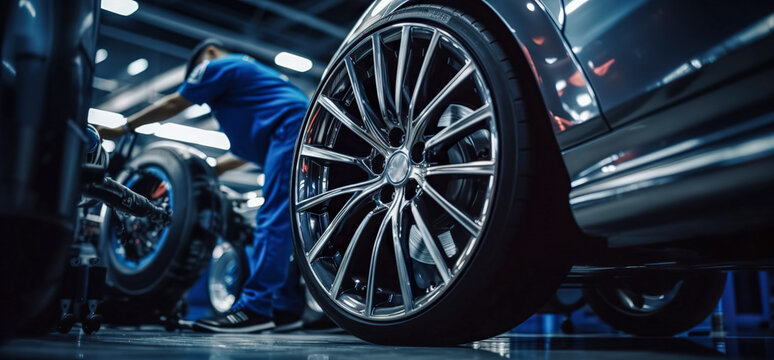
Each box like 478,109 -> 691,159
101,0 -> 139,16
87,109 -> 229,150
87,108 -> 126,128
183,104 -> 211,119
153,123 -> 231,150
274,52 -> 313,72
565,0 -> 589,15
127,58 -> 148,76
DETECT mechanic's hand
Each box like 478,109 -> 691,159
97,126 -> 128,140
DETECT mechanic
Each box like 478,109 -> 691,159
100,39 -> 307,333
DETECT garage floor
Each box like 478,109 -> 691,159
2,327 -> 772,359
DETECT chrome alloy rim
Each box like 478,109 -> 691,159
602,280 -> 684,315
208,241 -> 245,313
111,166 -> 173,272
293,23 -> 498,321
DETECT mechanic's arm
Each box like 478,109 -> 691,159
214,152 -> 247,175
98,93 -> 192,139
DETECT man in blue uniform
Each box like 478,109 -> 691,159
100,39 -> 307,333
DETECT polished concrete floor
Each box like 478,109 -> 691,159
2,326 -> 773,359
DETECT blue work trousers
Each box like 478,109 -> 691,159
235,116 -> 304,317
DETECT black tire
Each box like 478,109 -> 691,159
99,147 -> 217,323
0,0 -> 99,338
292,5 -> 576,345
585,271 -> 727,336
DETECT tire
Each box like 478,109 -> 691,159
99,147 -> 218,323
585,271 -> 727,336
291,5 -> 576,345
0,0 -> 99,338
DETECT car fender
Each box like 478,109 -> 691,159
323,0 -> 608,149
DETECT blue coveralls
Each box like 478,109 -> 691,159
179,54 -> 307,317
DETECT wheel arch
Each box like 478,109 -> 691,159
332,0 -> 608,151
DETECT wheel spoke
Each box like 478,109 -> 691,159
344,56 -> 391,151
411,62 -> 475,144
318,95 -> 389,155
391,190 -> 413,312
425,160 -> 495,177
306,182 -> 382,262
421,180 -> 481,235
300,144 -> 371,172
394,26 -> 411,123
410,201 -> 451,283
372,34 -> 397,127
365,200 -> 397,316
296,177 -> 380,213
330,206 -> 386,297
424,103 -> 492,149
409,30 -> 440,123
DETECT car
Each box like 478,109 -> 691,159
288,0 -> 774,345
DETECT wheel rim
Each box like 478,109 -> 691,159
293,23 -> 498,321
110,165 -> 173,272
209,242 -> 244,313
598,279 -> 684,315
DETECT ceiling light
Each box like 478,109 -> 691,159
96,49 -> 108,64
127,58 -> 148,76
274,52 -> 313,72
134,122 -> 161,134
153,123 -> 231,150
565,0 -> 589,15
101,140 -> 116,153
101,0 -> 139,16
92,77 -> 119,92
87,108 -> 126,128
183,104 -> 211,119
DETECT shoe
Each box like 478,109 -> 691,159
272,309 -> 303,332
193,308 -> 275,333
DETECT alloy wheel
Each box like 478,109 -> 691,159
293,23 -> 498,321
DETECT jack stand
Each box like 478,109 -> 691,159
56,255 -> 106,334
561,313 -> 575,334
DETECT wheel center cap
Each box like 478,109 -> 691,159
386,152 -> 410,185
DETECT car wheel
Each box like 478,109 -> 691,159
99,147 -> 218,322
585,271 -> 727,336
208,241 -> 249,314
291,5 -> 575,345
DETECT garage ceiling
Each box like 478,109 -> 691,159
91,0 -> 372,191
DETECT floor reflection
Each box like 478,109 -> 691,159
2,327 -> 773,359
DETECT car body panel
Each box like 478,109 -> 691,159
562,0 -> 774,128
561,1 -> 774,242
539,0 -> 565,30
328,0 -> 609,149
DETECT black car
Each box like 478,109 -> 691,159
289,0 -> 774,345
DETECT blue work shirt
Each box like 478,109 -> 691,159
178,54 -> 308,167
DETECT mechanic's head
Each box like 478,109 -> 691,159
185,38 -> 229,79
